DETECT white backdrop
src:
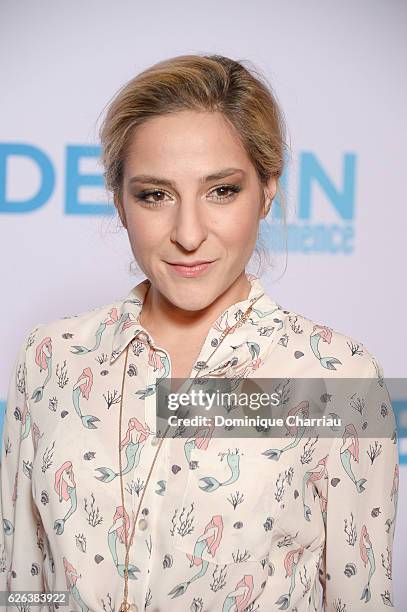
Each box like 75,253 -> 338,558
1,0 -> 406,606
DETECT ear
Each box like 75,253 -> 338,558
260,176 -> 277,219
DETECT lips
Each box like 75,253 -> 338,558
166,260 -> 215,277
167,260 -> 213,266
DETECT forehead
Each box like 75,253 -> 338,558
125,110 -> 252,174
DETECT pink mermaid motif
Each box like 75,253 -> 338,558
340,423 -> 367,492
359,524 -> 376,602
95,417 -> 153,483
222,575 -> 254,612
53,460 -> 77,535
63,557 -> 88,611
71,308 -> 119,355
302,455 -> 328,521
126,331 -> 171,398
310,324 -> 342,370
72,367 -> 100,429
263,400 -> 309,460
168,515 -> 224,598
275,545 -> 305,609
31,337 -> 53,402
107,506 -> 140,579
184,420 -> 215,465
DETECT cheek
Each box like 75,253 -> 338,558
126,213 -> 165,254
219,207 -> 259,247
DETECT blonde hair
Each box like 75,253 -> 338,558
98,53 -> 289,277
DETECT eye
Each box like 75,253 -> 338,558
208,184 -> 241,203
134,189 -> 173,207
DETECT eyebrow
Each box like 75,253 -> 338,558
128,167 -> 244,188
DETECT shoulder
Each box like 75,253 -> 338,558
273,304 -> 383,377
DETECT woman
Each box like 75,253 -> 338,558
0,54 -> 398,611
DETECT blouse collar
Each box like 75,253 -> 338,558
109,272 -> 280,365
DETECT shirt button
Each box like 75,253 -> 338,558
151,436 -> 160,446
138,518 -> 148,530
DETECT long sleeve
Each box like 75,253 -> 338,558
0,330 -> 47,594
320,358 -> 399,610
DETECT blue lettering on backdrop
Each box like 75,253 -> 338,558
0,143 -> 55,213
66,145 -> 111,215
1,143 -> 356,251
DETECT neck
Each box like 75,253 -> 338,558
139,271 -> 251,340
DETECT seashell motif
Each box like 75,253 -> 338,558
62,333 -> 74,339
294,489 -> 299,499
100,370 -> 109,376
127,363 -> 137,377
163,554 -> 173,569
195,361 -> 208,370
40,490 -> 49,505
268,561 -> 276,576
371,507 -> 381,517
14,407 -> 22,422
320,393 -> 332,403
331,478 -> 340,487
61,410 -> 68,418
263,517 -> 274,531
233,521 -> 243,529
83,451 -> 96,461
294,351 -> 304,359
381,403 -> 388,417
344,562 -> 357,577
94,554 -> 104,564
31,563 -> 40,576
172,464 -> 181,474
211,338 -> 218,347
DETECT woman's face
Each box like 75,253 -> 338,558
117,109 -> 276,311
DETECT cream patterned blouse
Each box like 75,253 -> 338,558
0,273 -> 399,611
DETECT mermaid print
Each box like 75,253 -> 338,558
301,455 -> 328,521
107,506 -> 140,579
310,325 -> 342,370
340,423 -> 367,492
1,273 -> 398,610
54,461 -> 77,535
359,524 -> 376,603
70,308 -> 119,355
262,400 -> 309,461
168,515 -> 224,598
130,331 -> 171,398
183,421 -> 215,466
31,336 -> 53,402
95,417 -> 153,483
222,574 -> 254,612
198,448 -> 242,492
63,557 -> 89,612
275,545 -> 305,610
72,367 -> 100,429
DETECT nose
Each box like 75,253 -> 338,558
170,199 -> 208,251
